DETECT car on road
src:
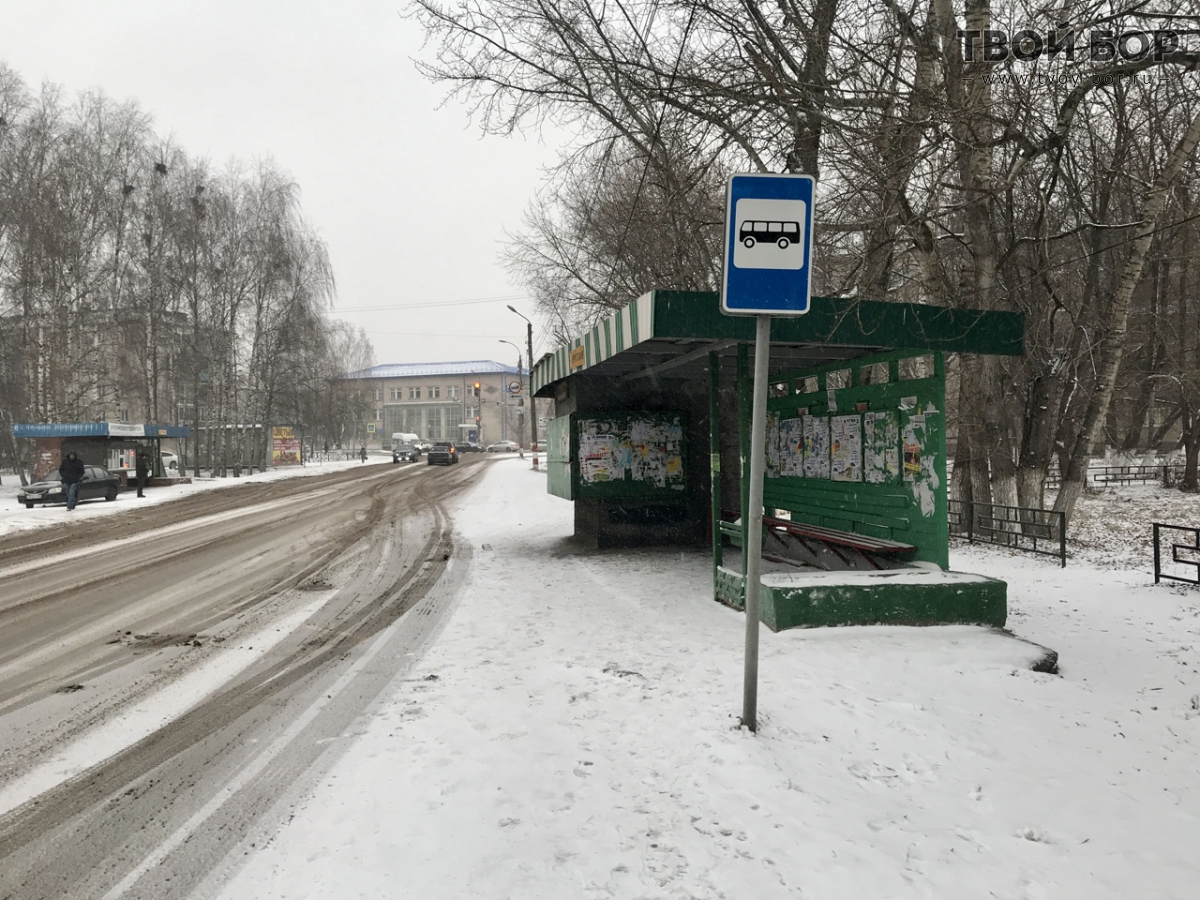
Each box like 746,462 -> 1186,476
486,440 -> 521,453
17,465 -> 121,508
454,442 -> 483,454
414,439 -> 433,453
426,441 -> 458,465
392,441 -> 420,463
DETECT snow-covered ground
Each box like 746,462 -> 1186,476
196,461 -> 1198,900
3,458 -> 1196,896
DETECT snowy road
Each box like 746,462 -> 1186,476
0,458 -> 485,899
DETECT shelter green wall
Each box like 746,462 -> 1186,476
752,350 -> 949,569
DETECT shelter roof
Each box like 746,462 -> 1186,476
532,291 -> 1024,397
346,361 -> 525,380
13,423 -> 190,438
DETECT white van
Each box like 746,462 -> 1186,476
391,432 -> 420,447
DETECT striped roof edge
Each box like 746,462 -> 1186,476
531,290 -> 1024,395
346,360 -> 526,379
532,292 -> 657,397
13,422 -> 190,438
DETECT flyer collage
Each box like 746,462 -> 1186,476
765,406 -> 917,486
577,415 -> 686,491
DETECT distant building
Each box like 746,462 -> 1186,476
345,360 -> 534,447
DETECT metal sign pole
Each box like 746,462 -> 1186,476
721,171 -> 814,734
742,313 -> 771,732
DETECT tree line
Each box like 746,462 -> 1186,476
0,64 -> 373,480
412,0 -> 1200,518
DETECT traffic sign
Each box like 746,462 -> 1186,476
721,173 -> 815,316
508,380 -> 522,394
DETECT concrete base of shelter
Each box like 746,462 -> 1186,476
715,564 -> 1007,631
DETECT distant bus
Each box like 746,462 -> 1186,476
739,220 -> 800,249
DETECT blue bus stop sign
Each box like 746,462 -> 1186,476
721,173 -> 815,316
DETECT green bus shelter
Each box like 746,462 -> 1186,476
532,290 -> 1023,630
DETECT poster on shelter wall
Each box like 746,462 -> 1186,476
864,410 -> 900,484
765,412 -> 781,477
578,416 -> 685,491
830,414 -> 862,482
902,413 -> 938,516
803,416 -> 830,479
778,417 -> 805,477
271,426 -> 302,466
580,432 -> 618,482
903,414 -> 926,481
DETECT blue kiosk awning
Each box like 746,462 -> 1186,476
13,422 -> 190,438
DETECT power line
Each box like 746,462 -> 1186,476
334,293 -> 529,313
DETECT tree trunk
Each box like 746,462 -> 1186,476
952,355 -> 995,507
1055,107 -> 1200,524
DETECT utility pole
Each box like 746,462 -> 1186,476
508,306 -> 537,469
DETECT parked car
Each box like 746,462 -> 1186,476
426,441 -> 458,465
454,442 -> 483,454
486,441 -> 521,453
18,465 -> 121,508
160,451 -> 179,473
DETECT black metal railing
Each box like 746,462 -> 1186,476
1046,464 -> 1185,488
949,499 -> 1067,566
1153,523 -> 1200,586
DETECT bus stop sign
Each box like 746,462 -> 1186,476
721,173 -> 815,316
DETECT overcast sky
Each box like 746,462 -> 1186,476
3,0 -> 564,369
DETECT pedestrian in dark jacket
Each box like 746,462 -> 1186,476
360,446 -> 368,463
135,447 -> 150,497
59,451 -> 85,510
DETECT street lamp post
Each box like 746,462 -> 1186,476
498,339 -> 523,448
507,306 -> 537,469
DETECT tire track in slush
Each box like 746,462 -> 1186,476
0,459 -> 486,900
0,466 -> 413,720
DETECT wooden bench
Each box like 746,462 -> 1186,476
722,512 -> 916,571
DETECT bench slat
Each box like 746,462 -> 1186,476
763,515 -> 916,554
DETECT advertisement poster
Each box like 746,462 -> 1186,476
830,414 -> 862,482
778,417 -> 805,477
765,412 -> 781,477
803,416 -> 830,479
580,432 -> 618,482
864,410 -> 900,484
579,417 -> 685,490
271,426 -> 302,466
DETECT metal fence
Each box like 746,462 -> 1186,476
1046,464 -> 1186,488
1153,523 -> 1200,586
948,499 -> 1067,567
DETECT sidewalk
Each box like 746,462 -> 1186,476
214,459 -> 1200,899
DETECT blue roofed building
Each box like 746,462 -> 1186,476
344,361 -> 531,447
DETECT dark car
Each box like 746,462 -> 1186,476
426,442 -> 458,466
454,442 -> 483,454
18,465 -> 121,508
392,441 -> 420,463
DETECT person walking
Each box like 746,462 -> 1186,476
360,445 -> 368,463
135,446 -> 150,498
59,451 -> 85,511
